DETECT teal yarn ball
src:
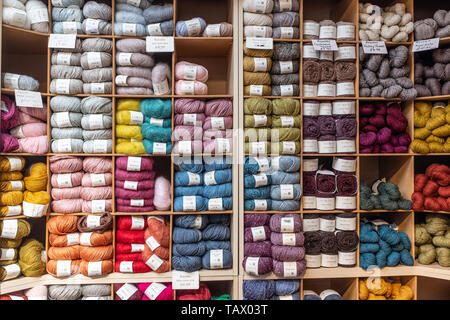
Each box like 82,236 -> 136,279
140,99 -> 172,118
378,224 -> 400,246
387,251 -> 401,266
360,252 -> 376,269
142,140 -> 172,154
244,174 -> 272,188
203,183 -> 232,198
360,243 -> 379,253
272,200 -> 299,211
360,223 -> 379,243
144,116 -> 172,128
174,186 -> 203,197
141,123 -> 172,142
244,186 -> 271,200
244,199 -> 272,211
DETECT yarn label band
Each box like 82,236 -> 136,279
87,261 -> 103,276
146,236 -> 161,251
49,34 -> 76,49
8,8 -> 27,26
0,248 -> 15,261
332,101 -> 355,115
320,289 -> 340,300
335,46 -> 356,60
245,257 -> 260,276
86,215 -> 101,228
56,260 -> 72,277
336,82 -> 355,96
303,102 -> 319,116
316,197 -> 335,210
210,250 -> 224,269
246,37 -> 273,50
6,206 -> 21,216
172,271 -> 199,290
332,158 -> 356,172
280,85 -> 294,96
131,199 -> 144,207
204,171 -> 217,185
3,73 -> 20,90
124,180 -> 138,191
254,0 -> 268,13
281,217 -> 294,232
319,26 -> 337,39
217,138 -> 230,153
90,173 -> 106,186
56,53 -> 72,65
338,251 -> 356,265
279,295 -> 293,300
303,84 -> 318,97
253,58 -> 268,72
320,51 -> 334,61
116,75 -> 128,86
280,184 -> 294,200
185,19 -> 202,36
131,216 -> 145,230
254,199 -> 268,210
127,0 -> 141,7
129,111 -> 144,125
251,26 -> 269,38
55,139 -> 72,152
180,81 -> 195,95
282,233 -> 296,246
312,40 -> 338,51
93,140 -> 108,153
62,21 -> 78,34
118,53 -> 133,66
412,38 -> 439,52
253,114 -> 268,127
187,172 -> 201,185
336,25 -> 355,40
336,140 -> 356,153
211,117 -> 225,130
303,45 -> 319,59
127,157 -> 142,171
282,141 -> 296,154
303,217 -> 320,232
192,216 -> 202,229
250,85 -> 263,96
55,112 -> 72,128
146,254 -> 164,271
320,217 -> 336,232
23,202 -> 47,218
183,113 -> 197,126
149,117 -> 164,126
147,23 -> 164,36
153,142 -> 167,154
119,261 -> 134,273
183,66 -> 198,81
321,254 -> 338,267
179,141 -> 192,155
362,41 -> 388,54
88,114 -> 104,130
254,173 -> 268,187
336,216 -> 356,231
251,226 -> 267,241
3,263 -> 20,280
251,142 -> 266,154
91,200 -> 106,213
303,139 -> 318,153
55,79 -> 71,94
80,232 -> 92,246
205,24 -> 221,37
319,140 -> 337,153
255,157 -> 270,171
1,219 -> 18,239
91,83 -> 105,93
131,244 -> 144,252
145,283 -> 166,300
336,196 -> 356,209
280,116 -> 294,127
280,27 -> 294,39
283,262 -> 297,277
57,172 -> 72,188
318,83 -> 336,97
146,37 -> 174,52
183,196 -> 197,211
279,61 -> 293,74
7,157 -> 22,171
122,23 -> 137,36
303,21 -> 320,37
208,198 -> 223,210
85,19 -> 100,34
116,283 -> 138,300
279,0 -> 292,11
319,102 -> 332,115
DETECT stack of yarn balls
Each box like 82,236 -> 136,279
411,101 -> 450,153
244,156 -> 301,211
174,157 -> 232,212
414,9 -> 450,40
415,214 -> 450,267
0,156 -> 50,217
116,99 -> 172,155
303,18 -> 355,41
115,156 -> 156,213
46,213 -> 113,277
303,100 -> 357,154
412,163 -> 450,212
3,0 -> 49,32
50,156 -> 112,214
1,72 -> 39,91
243,213 -> 305,277
243,280 -> 300,300
244,98 -> 301,155
173,99 -> 233,155
359,45 -> 417,100
81,1 -> 112,35
359,278 -> 413,300
144,3 -> 173,36
175,61 -> 208,95
114,0 -> 149,36
359,221 -> 414,270
360,179 -> 412,211
47,284 -> 111,300
141,216 -> 170,273
115,38 -> 171,95
414,48 -> 450,97
51,0 -> 83,34
114,282 -> 173,300
271,42 -> 300,96
50,38 -> 82,94
1,95 -> 48,154
302,157 -> 357,211
172,214 -> 232,272
359,3 -> 413,42
359,101 -> 411,153
303,213 -> 358,269
303,289 -> 343,300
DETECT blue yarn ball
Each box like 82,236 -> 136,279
321,290 -> 343,300
378,225 -> 400,246
244,186 -> 271,200
303,290 -> 321,300
172,242 -> 206,257
114,22 -> 146,36
270,156 -> 301,172
400,249 -> 414,266
201,249 -> 232,269
174,186 -> 203,197
143,140 -> 172,154
392,242 -> 404,252
140,99 -> 172,118
203,183 -> 232,198
204,156 -> 232,171
174,215 -> 208,229
244,199 -> 272,211
272,200 -> 300,211
175,17 -> 206,37
174,195 -> 207,212
270,184 -> 302,200
115,11 -> 146,24
359,243 -> 379,253
387,251 -> 401,266
275,280 -> 299,296
360,253 -> 376,269
207,197 -> 233,210
244,156 -> 270,175
172,227 -> 201,244
243,280 -> 275,300
270,171 -> 300,184
141,124 -> 172,142
204,169 -> 232,185
271,293 -> 300,300
376,250 -> 388,268
208,214 -> 230,225
172,255 -> 202,272
398,232 -> 411,250
360,223 -> 379,243
244,174 -> 271,188
174,157 -> 204,173
202,224 -> 230,241
174,171 -> 203,187
204,240 -> 231,251
378,239 -> 392,255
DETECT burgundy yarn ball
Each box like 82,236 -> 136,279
375,102 -> 387,115
273,260 -> 305,277
244,226 -> 271,243
376,127 -> 392,144
303,117 -> 320,138
316,172 -> 336,194
360,116 -> 370,127
303,174 -> 316,195
336,117 -> 357,138
359,103 -> 375,116
318,116 -> 336,135
386,107 -> 408,133
381,143 -> 394,153
244,241 -> 272,257
244,214 -> 270,227
360,131 -> 377,146
271,245 -> 305,262
269,214 -> 302,233
336,174 -> 357,195
270,232 -> 305,247
361,124 -> 378,133
242,256 -> 273,275
368,114 -> 385,128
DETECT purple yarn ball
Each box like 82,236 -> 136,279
244,214 -> 271,227
269,214 -> 302,233
376,127 -> 392,144
270,232 -> 305,246
381,143 -> 394,153
271,245 -> 305,262
244,226 -> 271,242
272,260 -> 306,277
360,131 -> 377,146
243,256 -> 273,276
244,241 -> 272,257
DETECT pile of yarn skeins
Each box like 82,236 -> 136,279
359,278 -> 413,300
243,279 -> 301,300
414,9 -> 450,40
412,163 -> 450,212
415,48 -> 450,97
360,178 -> 412,211
415,214 -> 449,267
3,0 -> 49,33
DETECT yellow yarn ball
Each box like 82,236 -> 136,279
418,244 -> 437,264
0,263 -> 21,281
23,190 -> 50,205
116,141 -> 146,154
0,237 -> 22,248
415,224 -> 432,245
414,127 -> 431,140
410,139 -> 429,153
0,157 -> 25,172
432,123 -> 450,137
414,102 -> 432,127
432,230 -> 450,248
425,135 -> 444,144
116,110 -> 144,125
359,280 -> 369,300
391,285 -> 413,300
0,191 -> 23,206
0,180 -> 24,192
366,277 -> 389,295
426,114 -> 446,131
429,142 -> 444,152
368,293 -> 387,300
0,172 -> 23,181
115,125 -> 143,140
117,99 -> 141,111
0,219 -> 30,240
24,163 -> 47,192
18,239 -> 45,277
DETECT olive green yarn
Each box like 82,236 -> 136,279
272,98 -> 300,115
425,214 -> 449,236
245,141 -> 271,154
271,128 -> 301,142
244,128 -> 271,142
244,98 -> 272,115
244,115 -> 272,128
271,141 -> 300,154
271,115 -> 301,128
415,224 -> 432,245
418,244 -> 437,264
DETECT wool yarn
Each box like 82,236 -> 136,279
2,73 -> 40,91
176,17 -> 207,37
413,164 -> 450,212
360,179 -> 412,211
415,49 -> 450,97
414,9 -> 450,40
359,278 -> 413,300
114,283 -> 142,300
17,239 -> 45,277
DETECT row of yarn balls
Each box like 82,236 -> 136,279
0,157 -> 50,218
243,280 -> 301,300
2,0 -> 49,33
359,278 -> 413,300
414,9 -> 450,40
46,214 -> 113,277
0,219 -> 45,281
360,179 -> 412,211
411,101 -> 450,153
359,101 -> 411,154
412,163 -> 450,212
0,284 -> 111,300
0,95 -> 48,154
359,221 -> 414,270
414,48 -> 450,97
415,214 -> 449,267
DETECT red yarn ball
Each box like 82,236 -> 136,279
414,174 -> 428,192
423,180 -> 439,196
424,197 -> 441,211
412,192 -> 424,211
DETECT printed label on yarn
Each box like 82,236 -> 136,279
146,37 -> 174,52
91,200 -> 106,213
336,140 -> 355,153
336,82 -> 354,96
282,233 -> 296,246
87,52 -> 102,69
303,45 -> 319,59
205,24 -> 221,37
217,138 -> 230,153
318,83 -> 336,97
303,139 -> 318,153
280,27 -> 294,39
127,0 -> 141,6
338,251 -> 356,265
332,101 -> 355,115
93,140 -> 108,153
336,217 -> 356,231
0,248 -> 15,261
87,261 -> 103,276
129,111 -> 144,125
7,205 -> 21,217
303,217 -> 320,232
183,66 -> 198,81
251,226 -> 267,241
57,173 -> 72,187
254,199 -> 267,210
91,83 -> 105,93
116,75 -> 129,86
86,215 -> 101,228
80,232 -> 92,246
245,257 -> 260,275
118,53 -> 133,66
279,0 -> 292,11
335,46 -> 356,60
412,38 -> 440,52
312,39 -> 338,51
55,112 -> 71,128
131,244 -> 144,252
1,219 -> 18,239
146,236 -> 161,251
122,23 -> 137,36
281,217 -> 295,232
253,58 -> 268,72
253,114 -> 267,127
90,173 -> 106,187
183,113 -> 197,126
186,19 -> 202,36
208,198 -> 223,210
56,260 -> 72,277
211,117 -> 225,130
279,61 -> 293,74
361,41 -> 388,54
280,116 -> 294,127
280,184 -> 294,200
146,254 -> 164,271
62,21 -> 78,34
183,196 -> 197,211
88,114 -> 104,130
303,102 -> 319,116
56,139 -> 72,152
319,217 -> 336,232
85,18 -> 100,34
305,255 -> 321,268
316,197 -> 335,210
319,26 -> 337,39
303,158 -> 319,172
180,81 -> 195,95
127,157 -> 142,171
204,171 -> 217,185
4,73 -> 20,90
7,157 -> 22,171
210,250 -> 224,269
154,79 -> 170,95
178,141 -> 192,155
279,295 -> 293,300
49,34 -> 76,49
335,196 -> 356,210
192,215 -> 202,229
153,142 -> 167,154
318,140 -> 337,153
124,180 -> 138,191
249,85 -> 263,96
149,117 -> 163,127
131,216 -> 145,230
131,199 -> 144,207
283,262 -> 297,277
337,25 -> 355,40
254,173 -> 268,187
23,202 -> 46,218
303,84 -> 318,97
280,85 -> 294,96
15,90 -> 43,108
187,172 -> 201,186
251,26 -> 268,38
254,0 -> 268,13
3,263 -> 20,280
56,79 -> 71,94
251,142 -> 266,154
319,102 -> 332,115
255,157 -> 270,171
145,282 -> 167,300
320,50 -> 334,61
116,283 -> 138,300
304,21 -> 319,37
246,37 -> 273,50
320,289 -> 340,300
119,261 -> 134,273
172,271 -> 199,290
321,254 -> 338,267
147,23 -> 163,36
332,158 -> 355,173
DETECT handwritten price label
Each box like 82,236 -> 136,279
362,41 -> 387,54
146,36 -> 174,52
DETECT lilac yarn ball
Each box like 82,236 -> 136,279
244,226 -> 271,242
269,214 -> 302,233
272,260 -> 306,277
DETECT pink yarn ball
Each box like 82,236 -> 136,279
202,116 -> 233,130
115,187 -> 154,199
153,176 -> 171,211
80,186 -> 112,200
116,198 -> 154,206
381,143 -> 394,153
203,129 -> 232,140
175,80 -> 208,95
203,138 -> 232,154
82,172 -> 113,187
16,111 -> 42,126
376,127 -> 392,144
82,199 -> 112,213
359,103 -> 375,116
368,114 -> 385,128
174,113 -> 205,126
10,123 -> 47,138
115,179 -> 154,190
51,198 -> 83,213
50,156 -> 83,173
175,61 -> 208,82
115,168 -> 156,181
17,136 -> 48,154
138,282 -> 174,300
361,124 -> 377,132
1,95 -> 19,130
375,102 -> 387,115
51,172 -> 83,188
24,285 -> 47,300
20,106 -> 47,121
205,99 -> 233,116
0,133 -> 19,152
116,204 -> 154,212
83,157 -> 112,173
51,186 -> 82,200
116,156 -> 154,171
174,99 -> 205,113
173,125 -> 203,141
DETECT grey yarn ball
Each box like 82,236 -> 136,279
52,139 -> 84,153
425,78 -> 441,95
48,285 -> 82,300
432,48 -> 450,64
82,38 -> 113,53
50,79 -> 83,94
82,1 -> 111,20
52,7 -> 83,22
271,73 -> 299,85
389,46 -> 408,68
433,10 -> 450,28
51,112 -> 82,128
381,85 -> 403,98
82,67 -> 113,83
114,22 -> 147,36
115,52 -> 154,68
271,84 -> 299,96
271,60 -> 300,74
51,65 -> 83,79
116,66 -> 152,79
414,19 -> 437,40
115,11 -> 146,25
51,52 -> 81,66
52,127 -> 83,139
395,77 -> 413,88
115,39 -> 146,53
272,12 -> 299,27
81,114 -> 112,129
116,0 -> 150,10
442,81 -> 450,94
273,42 -> 300,60
82,129 -> 112,140
115,76 -> 152,88
147,20 -> 173,36
1,73 -> 39,91
115,3 -> 143,15
377,58 -> 390,78
82,19 -> 112,35
399,88 -> 417,100
362,69 -> 378,87
52,22 -> 83,34
390,66 -> 410,78
51,0 -> 84,8
273,27 -> 300,39
83,82 -> 113,94
83,140 -> 112,153
365,55 -> 383,72
80,52 -> 112,70
379,77 -> 396,88
370,85 -> 384,97
54,39 -> 83,53
436,25 -> 450,38
360,88 -> 371,97
143,4 -> 173,24
80,96 -> 112,114
272,0 -> 299,12
415,84 -> 432,96
50,95 -> 81,112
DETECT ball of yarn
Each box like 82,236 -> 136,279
176,17 -> 207,37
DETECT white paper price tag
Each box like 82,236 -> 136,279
413,38 -> 440,52
172,271 -> 200,290
362,41 -> 387,54
49,34 -> 76,49
246,37 -> 273,50
146,36 -> 174,52
14,91 -> 43,108
312,39 -> 338,51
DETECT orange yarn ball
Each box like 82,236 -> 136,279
46,259 -> 81,276
141,247 -> 169,273
79,259 -> 113,276
79,245 -> 113,261
47,245 -> 80,260
48,215 -> 78,235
